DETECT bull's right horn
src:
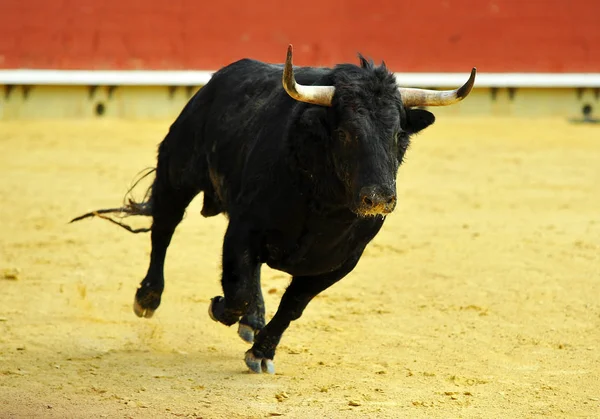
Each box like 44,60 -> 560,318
399,68 -> 477,107
282,44 -> 335,107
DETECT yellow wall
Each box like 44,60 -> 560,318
1,85 -> 598,120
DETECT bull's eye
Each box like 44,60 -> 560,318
394,132 -> 399,145
336,129 -> 348,143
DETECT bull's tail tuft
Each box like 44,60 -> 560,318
69,167 -> 156,234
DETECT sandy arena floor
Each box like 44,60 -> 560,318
0,117 -> 598,418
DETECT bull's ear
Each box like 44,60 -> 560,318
406,109 -> 435,134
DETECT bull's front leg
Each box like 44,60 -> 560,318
209,219 -> 265,342
245,251 -> 362,374
237,270 -> 266,344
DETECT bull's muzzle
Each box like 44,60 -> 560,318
357,185 -> 397,216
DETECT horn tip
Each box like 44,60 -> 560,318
456,67 -> 477,99
285,45 -> 294,67
283,44 -> 296,96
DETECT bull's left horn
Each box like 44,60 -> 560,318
282,44 -> 335,107
399,67 -> 477,107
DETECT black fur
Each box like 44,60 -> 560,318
78,53 -> 436,372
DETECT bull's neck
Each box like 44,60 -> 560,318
285,133 -> 350,216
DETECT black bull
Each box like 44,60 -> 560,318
72,45 -> 476,374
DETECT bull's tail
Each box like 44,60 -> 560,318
69,167 -> 156,234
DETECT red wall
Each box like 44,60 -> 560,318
0,0 -> 598,72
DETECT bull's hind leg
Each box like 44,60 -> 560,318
134,178 -> 198,318
244,251 -> 363,374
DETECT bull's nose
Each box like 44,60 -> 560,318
358,186 -> 397,215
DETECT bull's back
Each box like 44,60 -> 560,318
198,60 -> 331,211
203,59 -> 330,136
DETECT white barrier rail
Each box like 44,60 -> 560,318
1,70 -> 600,88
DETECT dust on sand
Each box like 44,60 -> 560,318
1,118 -> 599,418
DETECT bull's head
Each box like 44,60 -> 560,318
282,45 -> 475,217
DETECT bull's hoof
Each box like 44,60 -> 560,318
208,296 -> 221,322
208,296 -> 240,326
237,323 -> 256,344
245,349 -> 275,374
133,287 -> 162,318
133,299 -> 155,318
239,312 -> 265,343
